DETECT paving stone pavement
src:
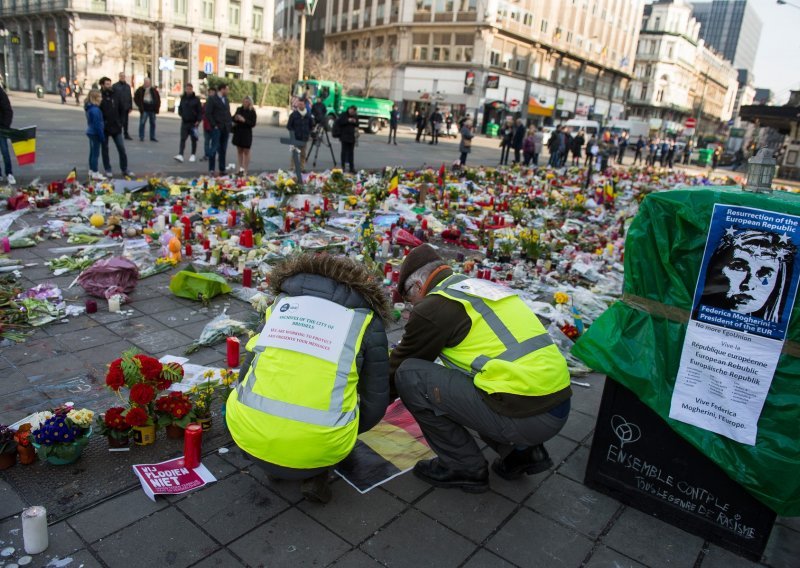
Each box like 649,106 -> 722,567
0,226 -> 798,568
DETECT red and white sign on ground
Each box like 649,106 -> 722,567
133,457 -> 216,501
685,117 -> 697,128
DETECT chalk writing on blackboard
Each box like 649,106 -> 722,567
611,414 -> 641,448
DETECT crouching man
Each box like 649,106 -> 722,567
227,253 -> 390,503
391,244 -> 571,493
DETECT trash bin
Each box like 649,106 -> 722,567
697,148 -> 713,166
35,85 -> 45,99
167,97 -> 176,113
486,123 -> 499,138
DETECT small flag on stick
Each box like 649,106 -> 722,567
65,168 -> 77,184
2,126 -> 37,166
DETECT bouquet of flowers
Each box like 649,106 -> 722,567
155,391 -> 195,429
94,407 -> 132,442
190,371 -> 219,419
31,405 -> 94,461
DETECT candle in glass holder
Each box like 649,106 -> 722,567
185,243 -> 193,256
85,299 -> 97,314
242,268 -> 252,288
22,506 -> 48,555
108,295 -> 121,313
227,336 -> 240,367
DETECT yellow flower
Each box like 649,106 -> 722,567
554,292 -> 570,305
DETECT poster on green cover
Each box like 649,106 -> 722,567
670,204 -> 800,445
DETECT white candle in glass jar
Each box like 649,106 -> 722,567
108,295 -> 121,313
22,506 -> 48,554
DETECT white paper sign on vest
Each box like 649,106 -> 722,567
255,295 -> 355,363
450,278 -> 519,302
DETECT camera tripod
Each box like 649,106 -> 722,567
306,124 -> 337,168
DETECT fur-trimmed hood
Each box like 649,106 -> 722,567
269,253 -> 391,321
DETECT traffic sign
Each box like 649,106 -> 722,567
509,99 -> 520,111
685,117 -> 697,128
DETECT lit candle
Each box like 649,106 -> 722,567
22,506 -> 48,555
185,243 -> 193,256
227,337 -> 240,367
108,295 -> 121,313
85,299 -> 97,314
183,424 -> 202,469
242,268 -> 252,288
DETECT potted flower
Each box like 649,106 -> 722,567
31,406 -> 94,465
155,392 -> 195,439
94,407 -> 132,448
104,349 -> 184,446
14,423 -> 36,465
218,369 -> 237,428
0,425 -> 17,470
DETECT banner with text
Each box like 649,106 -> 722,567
670,204 -> 800,444
133,457 -> 216,501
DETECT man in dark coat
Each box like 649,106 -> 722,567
387,104 -> 399,145
133,78 -> 161,142
174,83 -> 202,163
415,111 -> 427,143
311,97 -> 327,129
429,107 -> 443,145
511,118 -> 526,164
205,83 -> 232,176
287,98 -> 314,171
336,105 -> 359,174
112,72 -> 134,140
0,86 -> 15,185
99,77 -> 131,177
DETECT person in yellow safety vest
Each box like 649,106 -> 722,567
390,244 -> 571,493
227,253 -> 391,503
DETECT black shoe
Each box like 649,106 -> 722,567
150,138 -> 159,142
124,135 -> 133,140
301,472 -> 332,504
491,444 -> 553,481
413,458 -> 489,493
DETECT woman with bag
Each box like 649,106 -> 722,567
231,96 -> 257,176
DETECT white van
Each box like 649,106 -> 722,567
606,119 -> 650,139
563,119 -> 601,136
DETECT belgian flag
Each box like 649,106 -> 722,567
0,126 -> 36,166
387,169 -> 399,196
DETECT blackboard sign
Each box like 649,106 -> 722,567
585,379 -> 776,561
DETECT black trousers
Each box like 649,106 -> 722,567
388,125 -> 397,143
179,122 -> 198,155
121,111 -> 130,137
340,142 -> 355,173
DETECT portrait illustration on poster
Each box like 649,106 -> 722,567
671,204 -> 800,445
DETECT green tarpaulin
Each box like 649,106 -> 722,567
169,265 -> 231,302
573,186 -> 800,515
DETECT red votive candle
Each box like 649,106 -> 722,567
185,243 -> 193,256
85,299 -> 97,314
391,270 -> 400,283
227,337 -> 240,367
203,238 -> 210,250
183,423 -> 202,469
242,267 -> 252,288
173,204 -> 183,215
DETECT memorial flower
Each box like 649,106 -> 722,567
31,406 -> 93,461
155,392 -> 196,429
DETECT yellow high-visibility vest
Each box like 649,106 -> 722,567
227,294 -> 374,469
431,274 -> 570,397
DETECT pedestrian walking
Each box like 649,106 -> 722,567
200,87 -> 216,162
571,130 -> 585,166
532,126 -> 544,167
387,104 -> 399,145
173,83 -> 202,164
617,133 -> 628,164
647,139 -> 658,166
584,134 -> 598,168
72,79 -> 82,106
84,89 -> 105,181
226,253 -> 389,504
98,77 -> 131,177
232,97 -> 257,176
659,140 -> 669,167
205,83 -> 232,176
683,140 -> 693,165
134,78 -> 160,142
522,126 -> 537,166
458,119 -> 474,166
336,105 -> 359,174
667,139 -> 676,169
391,245 -> 570,493
57,76 -> 69,104
445,113 -> 454,137
429,107 -> 442,145
287,97 -> 313,172
712,146 -> 721,170
112,73 -> 134,140
499,117 -> 514,165
415,111 -> 427,143
0,85 -> 16,185
512,118 -> 525,164
632,136 -> 645,165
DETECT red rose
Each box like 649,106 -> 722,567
130,383 -> 156,406
104,407 -> 128,431
124,406 -> 148,427
105,359 -> 125,391
134,354 -> 163,382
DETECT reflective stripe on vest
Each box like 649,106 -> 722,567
235,298 -> 370,428
432,274 -> 554,374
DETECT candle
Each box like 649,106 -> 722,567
173,204 -> 183,215
210,249 -> 220,265
391,270 -> 400,283
227,336 -> 240,367
123,209 -> 131,219
22,506 -> 48,555
242,268 -> 252,288
185,243 -> 193,256
1,237 -> 10,253
284,217 -> 291,232
323,197 -> 329,210
384,262 -> 393,275
421,219 -> 428,230
183,424 -> 202,469
85,299 -> 97,314
182,217 -> 191,240
108,295 -> 121,313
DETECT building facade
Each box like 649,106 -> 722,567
278,0 -> 645,130
691,0 -> 761,73
0,0 -> 273,97
627,0 -> 736,136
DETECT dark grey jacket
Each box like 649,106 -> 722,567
243,254 -> 390,433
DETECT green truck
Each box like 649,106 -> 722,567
294,80 -> 393,134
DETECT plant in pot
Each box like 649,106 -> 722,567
94,407 -> 132,448
190,373 -> 218,431
155,392 -> 195,439
31,406 -> 94,465
0,425 -> 17,470
104,349 -> 184,446
14,423 -> 36,465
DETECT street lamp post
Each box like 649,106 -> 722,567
295,0 -> 318,83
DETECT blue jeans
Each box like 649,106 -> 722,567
208,128 -> 228,173
203,129 -> 212,158
0,138 -> 12,177
101,132 -> 128,173
139,111 -> 157,140
87,135 -> 102,172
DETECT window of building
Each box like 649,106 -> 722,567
202,0 -> 214,20
225,49 -> 242,66
135,0 -> 149,9
173,0 -> 187,14
656,89 -> 664,102
416,0 -> 432,13
412,33 -> 430,61
490,50 -> 501,67
374,36 -> 385,59
566,31 -> 573,43
229,1 -> 240,26
364,4 -> 371,25
388,35 -> 398,60
641,84 -> 648,99
540,20 -> 548,33
523,13 -> 533,26
645,64 -> 651,77
376,3 -> 385,23
431,33 -> 451,62
667,42 -> 674,58
351,39 -> 360,60
352,0 -> 361,28
391,0 -> 400,22
253,7 -> 263,34
649,41 -> 656,54
458,0 -> 476,11
654,16 -> 660,30
435,0 -> 455,12
340,40 -> 348,58
171,41 -> 189,60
